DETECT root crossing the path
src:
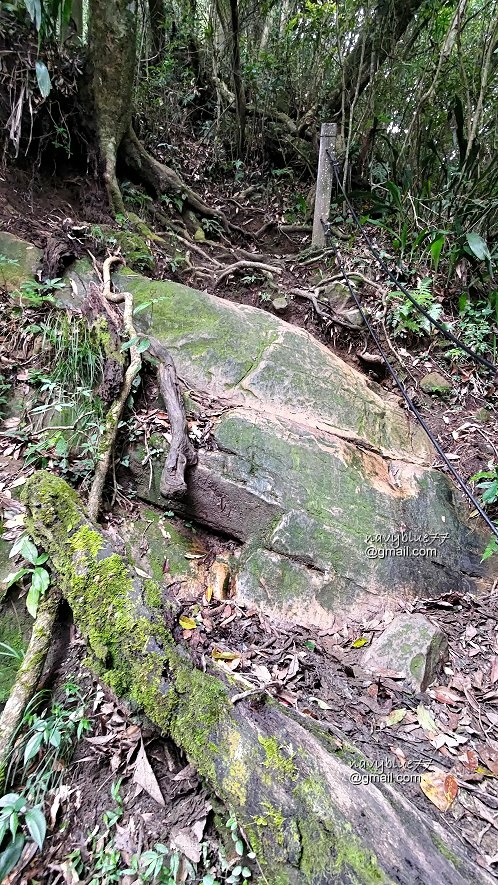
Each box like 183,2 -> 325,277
87,255 -> 196,520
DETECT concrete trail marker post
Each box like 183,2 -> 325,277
312,122 -> 337,248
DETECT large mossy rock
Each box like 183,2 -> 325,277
106,268 -> 496,626
5,237 -> 495,625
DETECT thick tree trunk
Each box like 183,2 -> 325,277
88,0 -> 137,213
21,470 -> 494,885
87,0 -> 225,219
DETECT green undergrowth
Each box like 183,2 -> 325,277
0,609 -> 27,703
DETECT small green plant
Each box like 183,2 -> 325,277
0,373 -> 11,418
13,278 -> 66,308
66,782 -> 125,885
169,253 -> 188,273
222,814 -> 254,883
160,192 -> 184,214
388,277 -> 442,337
0,794 -> 46,880
240,274 -> 260,285
0,253 -> 19,288
232,159 -> 244,183
471,465 -> 498,507
0,254 -> 19,267
124,842 -> 185,883
52,122 -> 71,156
22,311 -> 109,479
201,217 -> 223,237
447,295 -> 496,360
0,642 -> 24,663
121,181 -> 154,213
471,464 -> 498,561
284,192 -> 308,223
5,534 -> 50,618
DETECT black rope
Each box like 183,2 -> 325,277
322,220 -> 498,542
325,149 -> 497,374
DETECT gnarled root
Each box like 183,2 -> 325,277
87,257 -> 141,521
148,340 -> 198,498
121,127 -> 232,232
102,136 -> 126,216
87,257 -> 196,514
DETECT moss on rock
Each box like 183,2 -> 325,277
97,225 -> 155,272
0,233 -> 42,292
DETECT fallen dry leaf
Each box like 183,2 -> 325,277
458,749 -> 479,772
133,741 -> 165,806
253,664 -> 272,684
477,743 -> 498,776
420,769 -> 458,812
211,647 -> 240,661
390,746 -> 407,767
431,686 -> 463,705
385,708 -> 407,727
170,822 -> 205,864
310,697 -> 333,710
490,656 -> 498,685
416,704 -> 438,734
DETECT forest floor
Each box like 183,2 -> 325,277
1,137 -> 498,883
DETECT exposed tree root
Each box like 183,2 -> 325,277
103,137 -> 126,216
120,127 -> 242,236
149,341 -> 198,498
87,255 -> 196,515
87,256 -> 142,521
290,287 -> 363,331
167,232 -> 223,268
214,259 -> 282,289
0,591 -> 59,789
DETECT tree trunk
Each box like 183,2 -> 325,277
87,0 -> 226,220
148,0 -> 166,58
0,592 -> 59,788
325,0 -> 426,119
21,470 -> 494,885
229,0 -> 246,156
87,0 -> 137,213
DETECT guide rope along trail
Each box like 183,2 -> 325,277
318,220 -> 498,545
325,149 -> 498,375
